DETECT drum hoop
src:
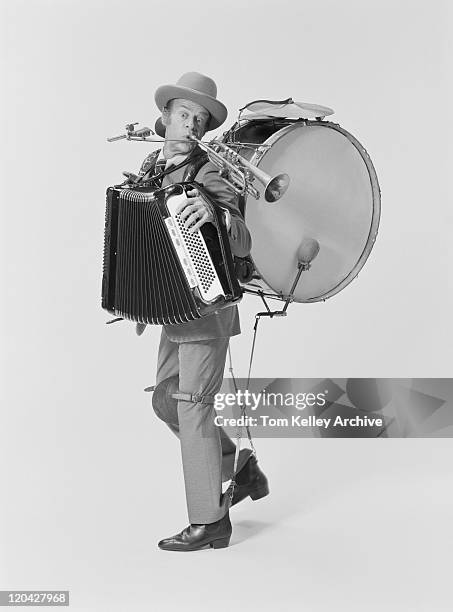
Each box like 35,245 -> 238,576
247,120 -> 381,303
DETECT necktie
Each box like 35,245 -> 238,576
154,158 -> 167,187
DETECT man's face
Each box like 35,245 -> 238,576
162,98 -> 210,155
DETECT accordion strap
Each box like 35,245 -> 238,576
137,147 -> 208,187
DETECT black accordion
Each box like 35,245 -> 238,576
102,182 -> 243,325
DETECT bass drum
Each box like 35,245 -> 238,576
224,119 -> 381,302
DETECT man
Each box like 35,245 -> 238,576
137,72 -> 269,551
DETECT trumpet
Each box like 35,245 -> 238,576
189,136 -> 290,203
107,123 -> 290,202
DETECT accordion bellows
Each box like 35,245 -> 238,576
102,183 -> 242,325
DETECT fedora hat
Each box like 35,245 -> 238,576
154,71 -> 228,137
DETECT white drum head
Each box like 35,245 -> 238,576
245,121 -> 380,302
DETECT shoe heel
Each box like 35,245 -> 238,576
250,484 -> 270,500
210,536 -> 230,549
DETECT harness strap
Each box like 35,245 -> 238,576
226,316 -> 260,503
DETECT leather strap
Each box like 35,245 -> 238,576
239,97 -> 293,111
171,391 -> 216,404
143,385 -> 215,405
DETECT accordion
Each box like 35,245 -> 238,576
102,182 -> 243,325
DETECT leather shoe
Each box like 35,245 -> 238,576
158,511 -> 231,551
231,454 -> 269,506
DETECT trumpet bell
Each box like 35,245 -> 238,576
190,135 -> 290,202
264,172 -> 290,203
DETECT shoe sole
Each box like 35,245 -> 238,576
158,535 -> 231,551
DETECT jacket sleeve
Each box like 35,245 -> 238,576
198,161 -> 252,258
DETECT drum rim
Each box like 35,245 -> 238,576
246,120 -> 381,303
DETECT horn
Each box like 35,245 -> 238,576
190,136 -> 290,202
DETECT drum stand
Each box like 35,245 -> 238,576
245,262 -> 307,319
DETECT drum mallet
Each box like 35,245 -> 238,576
255,238 -> 320,318
297,237 -> 320,270
281,238 -> 320,312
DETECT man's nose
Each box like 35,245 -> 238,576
184,117 -> 197,132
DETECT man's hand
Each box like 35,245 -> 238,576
175,188 -> 214,234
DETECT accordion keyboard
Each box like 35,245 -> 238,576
165,191 -> 225,302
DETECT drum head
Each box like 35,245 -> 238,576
245,121 -> 380,302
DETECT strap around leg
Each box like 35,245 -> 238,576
171,392 -> 216,404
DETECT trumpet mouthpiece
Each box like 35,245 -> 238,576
264,173 -> 290,202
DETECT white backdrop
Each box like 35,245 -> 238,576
1,1 -> 452,610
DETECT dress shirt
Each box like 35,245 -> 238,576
156,148 -> 189,170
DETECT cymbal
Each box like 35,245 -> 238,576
242,101 -> 334,120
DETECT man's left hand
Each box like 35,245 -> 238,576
176,188 -> 214,234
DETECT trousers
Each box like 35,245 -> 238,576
154,329 -> 253,523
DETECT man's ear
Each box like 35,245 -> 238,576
161,107 -> 170,127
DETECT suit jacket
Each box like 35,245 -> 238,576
138,146 -> 252,342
